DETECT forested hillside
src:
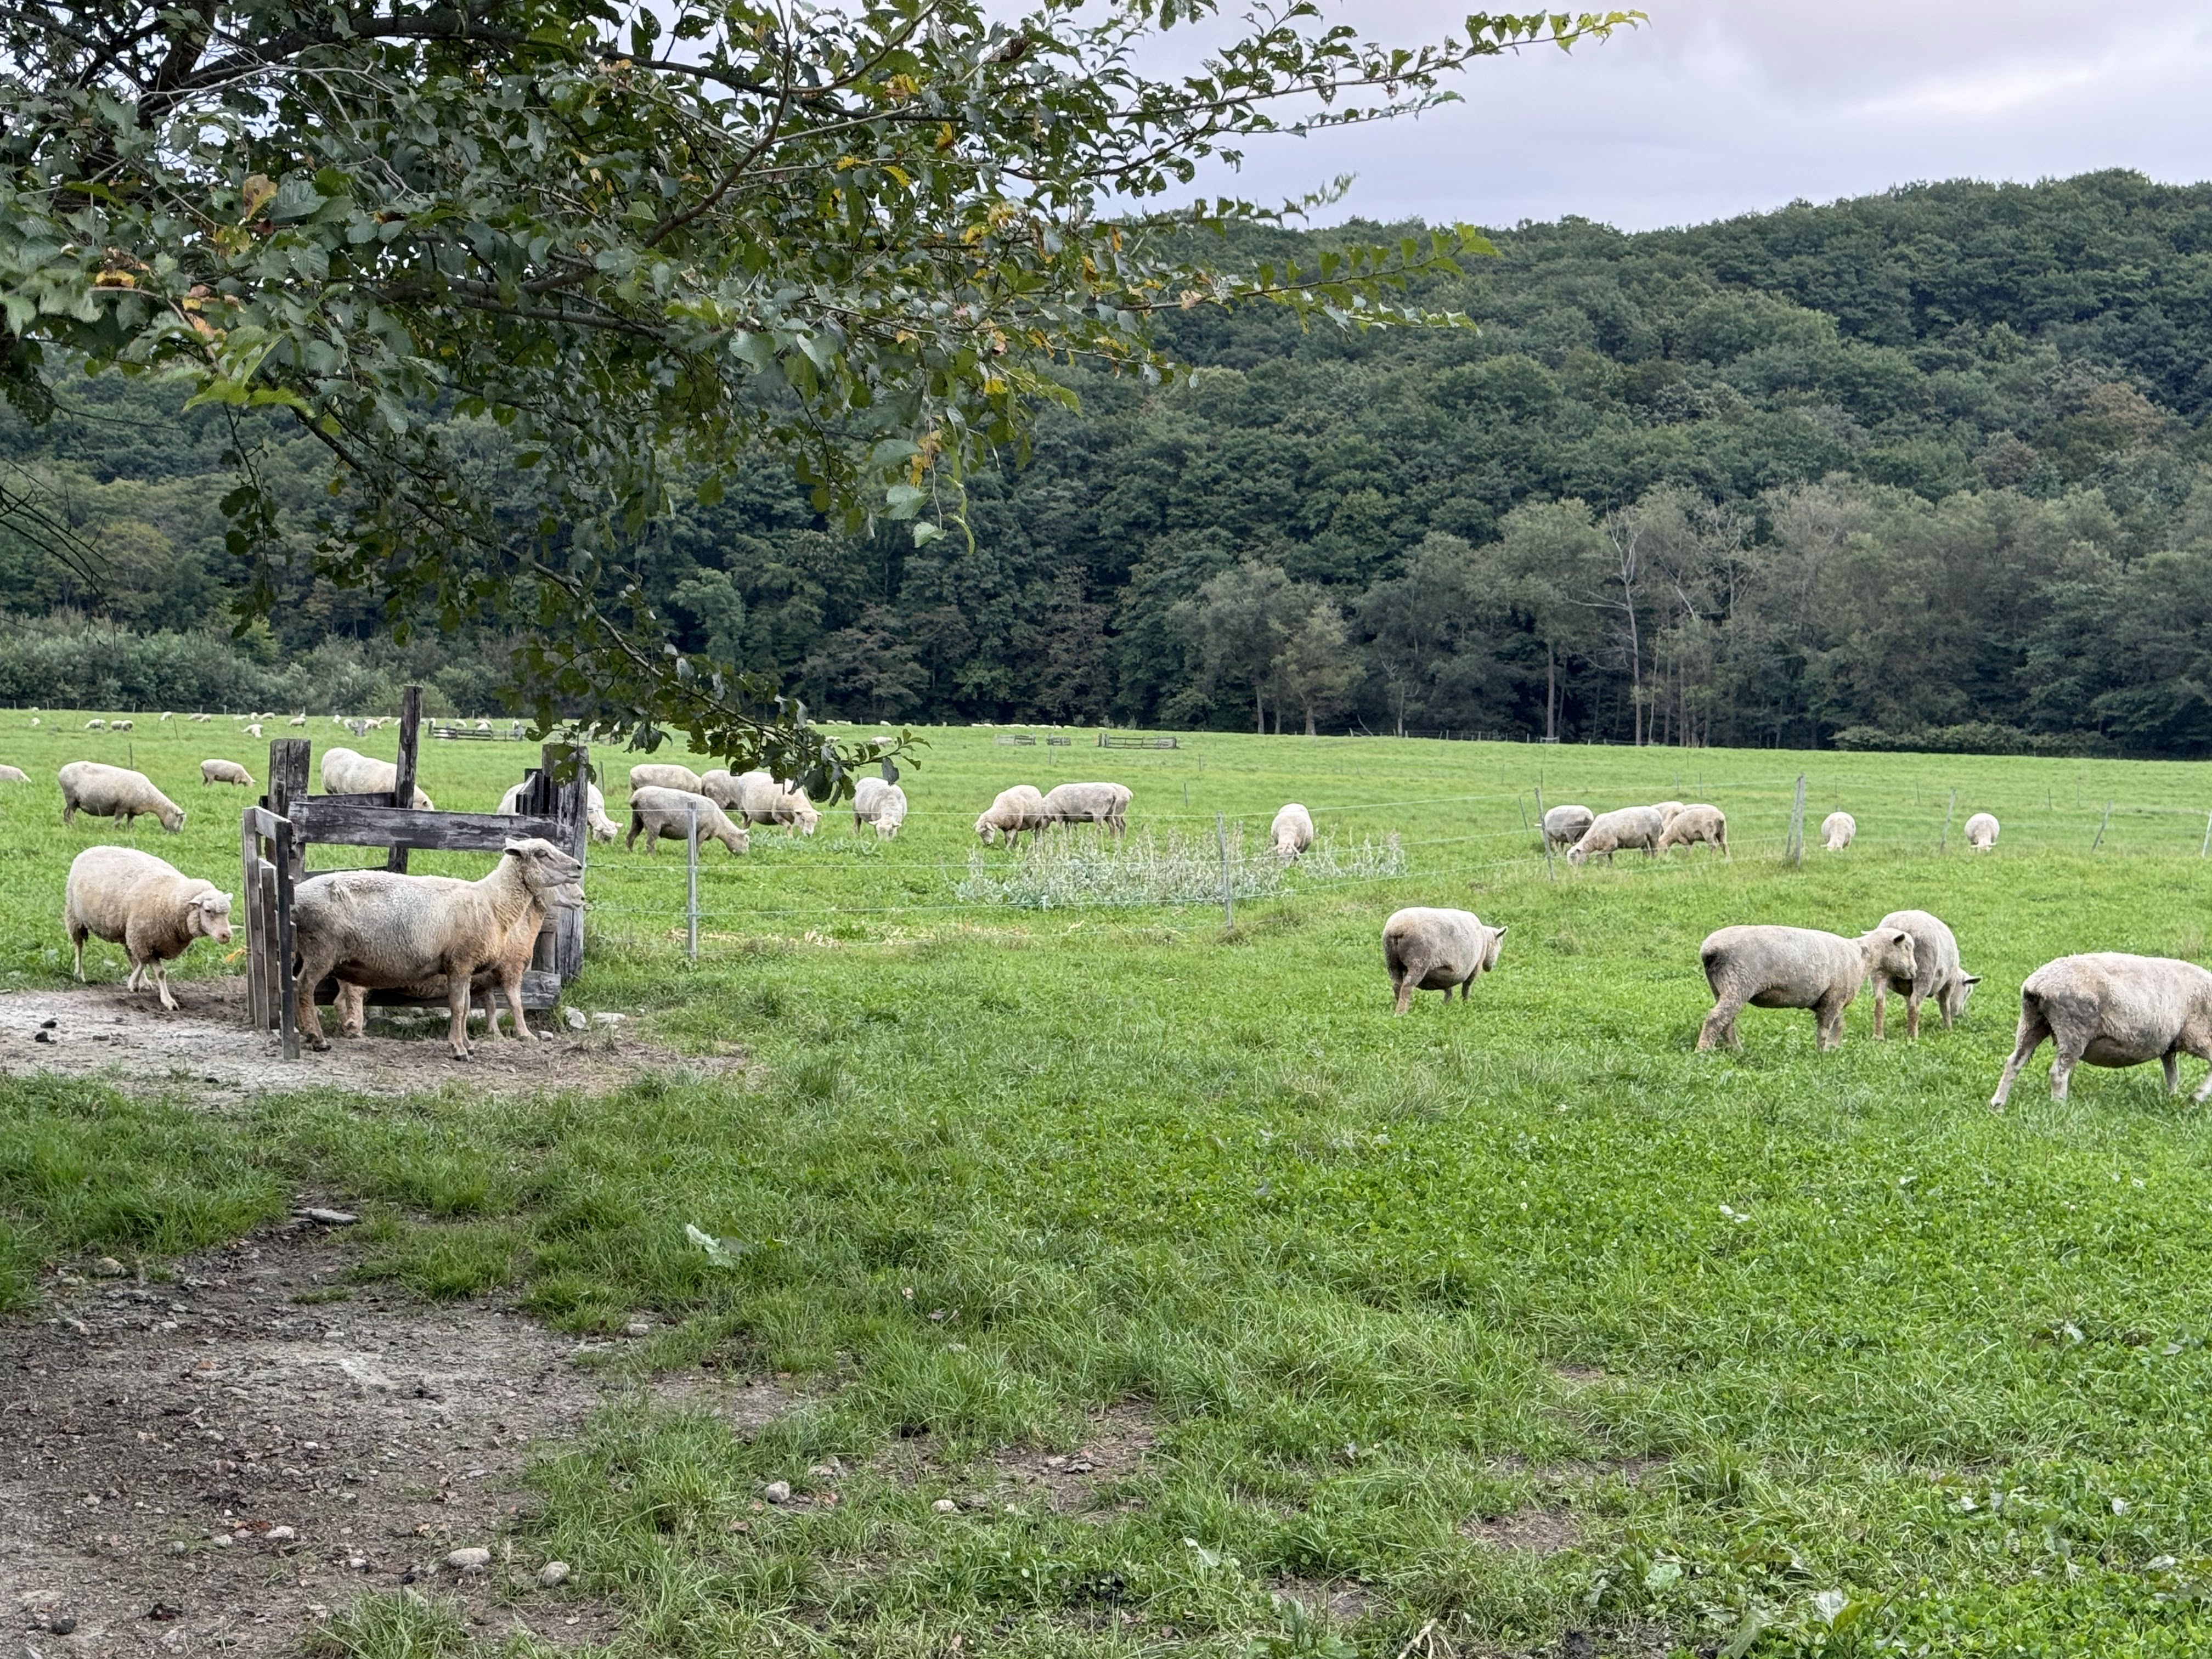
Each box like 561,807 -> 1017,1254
8,169 -> 2212,753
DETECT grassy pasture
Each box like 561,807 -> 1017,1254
8,718 -> 2212,1654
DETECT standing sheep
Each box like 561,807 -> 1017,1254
1990,953 -> 2212,1109
1697,924 -> 1917,1052
321,747 -> 434,808
1566,805 -> 1666,866
852,776 -> 909,839
1541,804 -> 1594,853
630,762 -> 705,794
110,719 -> 133,731
495,779 -> 620,843
291,837 -> 584,1058
58,761 -> 185,832
84,719 -> 104,731
1821,811 -> 1856,852
1656,804 -> 1729,856
201,759 -> 255,787
330,891 -> 545,1040
1383,907 -> 1508,1015
63,846 -> 233,1011
0,765 -> 26,783
626,786 -> 750,855
974,785 -> 1049,849
1269,803 -> 1315,862
1869,909 -> 1979,1040
1042,781 -> 1131,837
1965,812 -> 1999,852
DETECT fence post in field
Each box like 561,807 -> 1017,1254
1216,812 -> 1233,933
685,800 -> 699,962
2200,810 -> 2211,857
1534,785 -> 1556,882
1517,793 -> 1529,832
1785,773 -> 1806,866
1940,789 -> 1956,853
2092,800 -> 2113,851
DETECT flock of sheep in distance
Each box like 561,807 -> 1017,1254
8,721 -> 2206,1108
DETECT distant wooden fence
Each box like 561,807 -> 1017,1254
1098,733 -> 1178,749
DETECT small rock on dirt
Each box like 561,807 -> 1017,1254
92,1257 -> 125,1277
760,1480 -> 792,1505
538,1562 -> 570,1587
265,1525 -> 296,1542
932,1498 -> 959,1514
444,1547 -> 491,1571
292,1208 -> 358,1226
562,1008 -> 587,1031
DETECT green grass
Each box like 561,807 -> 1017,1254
9,718 -> 2212,1653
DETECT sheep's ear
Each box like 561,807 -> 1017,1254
502,837 -> 529,855
1492,924 -> 1508,936
1963,974 -> 1983,986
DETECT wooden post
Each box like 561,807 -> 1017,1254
2092,800 -> 2113,851
388,685 -> 422,872
544,743 -> 589,980
1516,793 -> 1528,832
240,812 -> 267,1030
268,739 -> 311,883
1534,785 -> 1555,883
257,862 -> 279,1031
273,816 -> 300,1060
1785,773 -> 1806,866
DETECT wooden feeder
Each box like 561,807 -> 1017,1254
239,686 -> 590,1058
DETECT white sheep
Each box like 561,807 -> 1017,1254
630,761 -> 705,794
321,746 -> 434,808
58,761 -> 185,832
1566,805 -> 1666,866
245,723 -> 263,738
1964,812 -> 1999,852
731,770 -> 821,835
1991,953 -> 2212,1109
1652,800 -> 1685,823
200,759 -> 255,788
626,786 -> 750,856
289,713 -> 307,726
331,894 -> 544,1041
189,713 -> 211,723
1383,907 -> 1507,1014
1042,781 -> 1131,837
495,779 -> 619,843
1696,924 -> 1917,1052
1268,803 -> 1316,862
974,785 -> 1048,849
852,776 -> 908,839
159,712 -> 173,722
0,765 -> 26,783
1656,804 -> 1728,856
110,718 -> 133,731
698,768 -> 742,811
1541,804 -> 1594,852
84,718 -> 104,731
1870,909 -> 1979,1041
63,845 -> 233,1011
1821,811 -> 1855,852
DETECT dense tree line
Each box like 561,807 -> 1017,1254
8,170 -> 2212,751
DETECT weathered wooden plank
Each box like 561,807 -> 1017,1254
287,801 -> 563,850
390,685 -> 423,872
546,743 -> 589,979
273,816 -> 299,1060
268,741 -> 311,885
240,814 -> 267,1032
257,862 -> 279,1034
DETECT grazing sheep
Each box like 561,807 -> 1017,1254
0,765 -> 25,783
1965,812 -> 1999,852
495,780 -> 620,844
1656,804 -> 1729,856
84,719 -> 104,731
732,770 -> 821,836
200,758 -> 255,787
697,768 -> 743,811
1566,805 -> 1667,866
1990,953 -> 2212,1109
1870,909 -> 1979,1041
1042,781 -> 1131,837
27,717 -> 38,727
629,761 -> 705,795
1821,811 -> 1856,852
289,713 -> 307,727
190,712 -> 211,723
626,785 -> 750,856
1270,803 -> 1316,862
1541,804 -> 1594,852
852,776 -> 908,839
245,723 -> 263,738
110,718 -> 133,731
1382,907 -> 1508,1014
321,747 -> 434,808
159,712 -> 173,723
58,761 -> 185,832
1697,924 -> 1917,1052
1652,801 -> 1685,823
974,785 -> 1049,849
292,837 -> 584,1057
63,845 -> 233,1011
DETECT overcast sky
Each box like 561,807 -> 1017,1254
1163,1 -> 2212,232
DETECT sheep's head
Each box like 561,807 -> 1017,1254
503,837 -> 586,893
194,891 -> 234,945
1864,928 -> 1917,982
160,805 -> 187,833
1482,923 -> 1509,972
974,816 -> 1000,844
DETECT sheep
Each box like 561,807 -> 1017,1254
697,768 -> 742,811
1869,909 -> 1979,1041
330,895 -> 544,1041
629,761 -> 704,795
1565,805 -> 1666,866
58,761 -> 185,832
189,712 -> 211,723
1656,803 -> 1729,856
245,723 -> 263,738
1042,781 -> 1131,837
1821,811 -> 1856,852
852,776 -> 908,839
1652,800 -> 1685,823
27,717 -> 38,727
110,718 -> 133,731
84,718 -> 104,731
1541,804 -> 1594,853
288,713 -> 307,727
321,746 -> 434,808
1990,953 -> 2212,1109
0,765 -> 26,783
1965,812 -> 1999,852
1697,924 -> 1917,1052
494,779 -> 619,844
159,712 -> 173,723
626,785 -> 750,856
731,770 -> 821,836
1270,802 -> 1315,862
201,758 -> 255,787
974,785 -> 1049,849
1383,907 -> 1508,1015
63,845 -> 233,1011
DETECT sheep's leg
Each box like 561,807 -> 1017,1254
68,923 -> 86,982
1989,1006 -> 2050,1110
1814,997 -> 1847,1051
1391,960 -> 1417,1016
445,977 -> 473,1058
1872,980 -> 1887,1041
1906,989 -> 1925,1042
293,951 -> 332,1051
2048,1041 -> 2083,1101
2163,1051 -> 2180,1095
149,958 -> 177,1013
1697,994 -> 1743,1052
2185,1032 -> 2212,1104
501,967 -> 533,1041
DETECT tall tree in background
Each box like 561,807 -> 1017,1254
0,0 -> 1634,782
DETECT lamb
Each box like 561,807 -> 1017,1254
290,837 -> 584,1058
1697,924 -> 1917,1052
1541,804 -> 1594,852
1821,811 -> 1856,852
63,845 -> 233,1011
201,759 -> 255,788
0,765 -> 25,783
495,779 -> 620,843
626,786 -> 750,856
731,770 -> 821,836
1869,909 -> 1979,1041
1383,907 -> 1508,1015
1965,812 -> 1999,852
58,761 -> 185,832
630,762 -> 704,794
1656,803 -> 1729,856
1270,803 -> 1315,862
1042,781 -> 1131,837
1565,805 -> 1666,866
1990,953 -> 2212,1109
974,785 -> 1049,849
851,776 -> 909,839
320,747 -> 434,808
